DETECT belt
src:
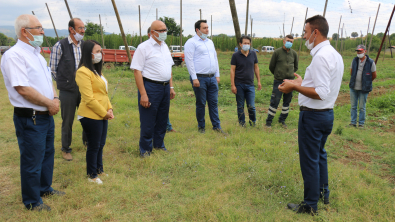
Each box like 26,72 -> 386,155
14,107 -> 49,117
143,77 -> 169,86
300,106 -> 333,112
196,73 -> 215,78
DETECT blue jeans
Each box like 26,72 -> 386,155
350,88 -> 369,125
235,83 -> 256,125
166,118 -> 173,131
298,110 -> 334,211
190,76 -> 221,129
80,118 -> 108,179
13,114 -> 55,209
138,81 -> 170,154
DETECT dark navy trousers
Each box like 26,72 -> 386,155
13,114 -> 55,209
190,76 -> 221,130
298,110 -> 333,211
138,81 -> 170,154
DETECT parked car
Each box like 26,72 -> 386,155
169,45 -> 184,52
261,46 -> 275,53
0,46 -> 11,55
119,45 -> 137,51
235,47 -> 259,53
40,47 -> 51,54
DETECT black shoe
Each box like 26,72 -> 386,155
249,121 -> 256,127
320,193 -> 329,204
358,125 -> 364,128
198,127 -> 205,134
280,122 -> 288,128
140,152 -> 151,158
214,128 -> 228,135
265,123 -> 271,128
239,122 -> 246,127
349,123 -> 357,127
287,202 -> 317,215
154,147 -> 167,151
41,190 -> 65,197
29,203 -> 51,212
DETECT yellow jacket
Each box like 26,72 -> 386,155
76,66 -> 112,120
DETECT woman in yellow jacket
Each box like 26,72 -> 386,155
76,40 -> 114,185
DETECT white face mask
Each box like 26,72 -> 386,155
153,31 -> 167,42
305,30 -> 316,50
357,53 -> 365,59
92,53 -> 102,64
73,28 -> 84,41
198,30 -> 208,40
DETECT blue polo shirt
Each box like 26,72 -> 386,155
230,50 -> 258,86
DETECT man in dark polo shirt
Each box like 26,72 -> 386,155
266,34 -> 298,128
230,36 -> 261,127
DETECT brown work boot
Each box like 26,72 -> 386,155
62,152 -> 72,161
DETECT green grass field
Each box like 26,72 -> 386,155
0,51 -> 395,221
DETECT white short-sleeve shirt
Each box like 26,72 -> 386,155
298,40 -> 344,109
1,40 -> 54,111
130,37 -> 174,81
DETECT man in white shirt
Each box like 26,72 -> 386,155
184,20 -> 224,134
279,15 -> 344,215
130,20 -> 175,157
1,14 -> 64,211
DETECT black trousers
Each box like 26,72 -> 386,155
266,80 -> 293,124
59,88 -> 87,153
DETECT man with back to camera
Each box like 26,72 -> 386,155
266,34 -> 298,128
278,15 -> 344,215
184,20 -> 225,134
131,20 -> 176,158
230,35 -> 262,127
1,14 -> 65,212
50,18 -> 87,161
349,44 -> 377,128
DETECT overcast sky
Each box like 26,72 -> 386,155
1,0 -> 394,38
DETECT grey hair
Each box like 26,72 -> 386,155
15,14 -> 35,38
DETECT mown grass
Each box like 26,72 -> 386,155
0,52 -> 394,221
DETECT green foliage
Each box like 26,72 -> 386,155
376,32 -> 384,38
332,33 -> 338,40
0,33 -> 9,45
85,21 -> 103,36
159,16 -> 183,37
351,32 -> 359,38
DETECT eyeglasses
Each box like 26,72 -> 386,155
25,27 -> 44,32
154,29 -> 168,33
76,27 -> 87,31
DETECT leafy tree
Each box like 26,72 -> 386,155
0,32 -> 8,45
351,32 -> 358,38
158,17 -> 183,36
295,33 -> 299,38
279,35 -> 283,38
332,33 -> 339,40
376,32 -> 384,38
85,21 -> 104,36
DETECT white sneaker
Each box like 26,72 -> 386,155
88,177 -> 103,185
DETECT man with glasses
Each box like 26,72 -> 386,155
50,18 -> 86,161
184,20 -> 224,134
130,20 -> 176,157
1,14 -> 64,211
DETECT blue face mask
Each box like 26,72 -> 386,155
26,30 -> 43,48
285,41 -> 293,49
198,30 -> 208,40
242,45 -> 250,51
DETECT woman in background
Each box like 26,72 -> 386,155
76,40 -> 114,185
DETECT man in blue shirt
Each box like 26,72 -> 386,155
184,20 -> 224,134
230,36 -> 261,126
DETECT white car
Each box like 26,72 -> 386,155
261,46 -> 275,53
119,46 -> 137,51
169,45 -> 184,52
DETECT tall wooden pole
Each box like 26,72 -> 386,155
211,15 -> 212,39
298,7 -> 308,58
139,5 -> 142,43
365,17 -> 371,46
290,17 -> 294,35
32,11 -> 51,55
156,8 -> 158,20
283,23 -> 285,38
110,0 -> 131,64
245,0 -> 249,36
323,0 -> 328,17
387,29 -> 393,58
64,0 -> 73,19
340,23 -> 344,56
382,40 -> 387,62
335,15 -> 341,51
229,0 -> 242,50
368,3 -> 380,55
199,9 -> 202,20
180,0 -> 182,51
99,14 -> 104,48
375,5 -> 395,65
45,3 -> 59,41
250,17 -> 253,46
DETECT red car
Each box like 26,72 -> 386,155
40,47 -> 51,54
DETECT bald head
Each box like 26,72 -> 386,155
150,20 -> 166,32
15,14 -> 39,38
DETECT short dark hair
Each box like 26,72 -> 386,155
78,40 -> 103,76
239,36 -> 251,44
147,27 -> 151,34
68,18 -> 82,34
305,15 -> 329,38
194,20 -> 207,32
285,35 -> 294,39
